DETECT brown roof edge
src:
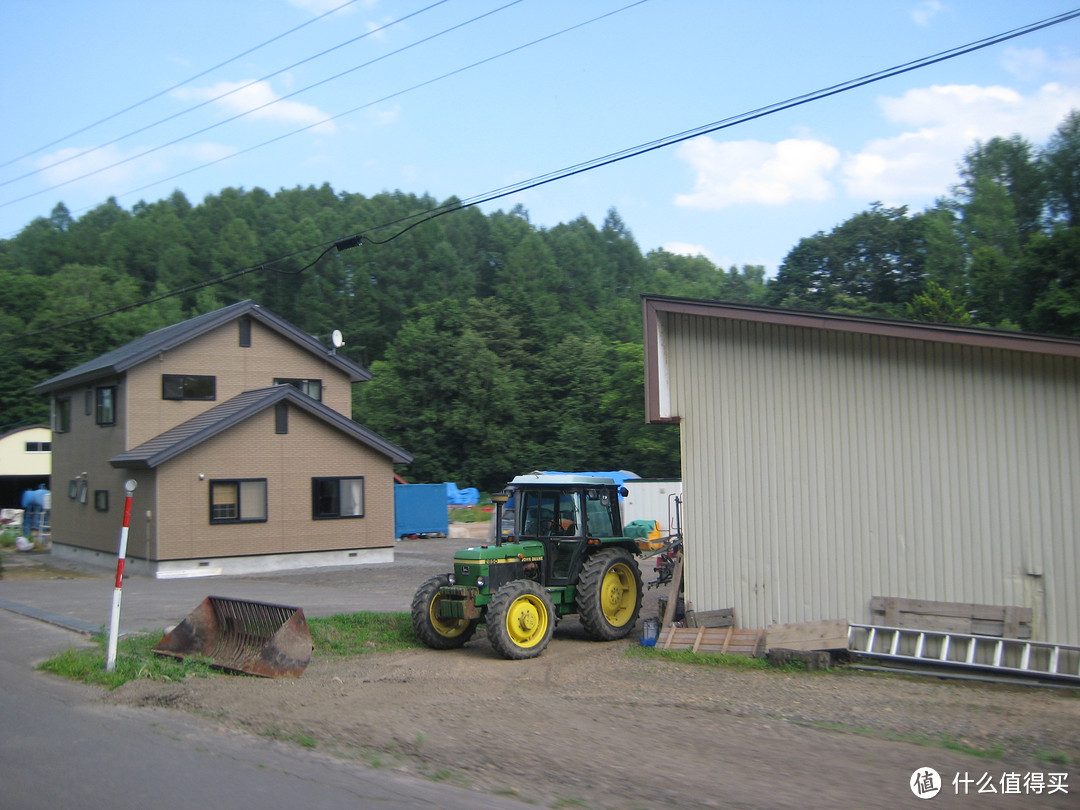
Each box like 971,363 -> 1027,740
643,295 -> 1080,358
641,295 -> 1080,424
642,297 -> 677,425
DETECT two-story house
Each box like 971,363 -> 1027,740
30,300 -> 412,578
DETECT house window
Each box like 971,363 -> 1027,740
210,479 -> 267,523
96,386 -> 117,426
54,397 -> 71,433
25,441 -> 51,452
68,480 -> 79,499
275,402 -> 288,434
274,378 -> 322,401
239,317 -> 252,347
312,477 -> 364,519
162,374 -> 216,401
94,490 -> 109,512
77,480 -> 88,504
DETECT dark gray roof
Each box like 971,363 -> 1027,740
32,300 -> 371,394
109,385 -> 412,469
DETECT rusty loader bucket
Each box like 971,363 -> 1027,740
153,596 -> 313,678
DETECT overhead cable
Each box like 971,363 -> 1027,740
0,0 -> 365,172
2,6 -> 1078,346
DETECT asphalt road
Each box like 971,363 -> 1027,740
0,532 -> 545,810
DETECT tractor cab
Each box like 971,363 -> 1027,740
496,474 -> 625,587
412,473 -> 644,659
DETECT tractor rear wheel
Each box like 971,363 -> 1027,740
411,575 -> 478,649
576,548 -> 643,641
485,579 -> 556,659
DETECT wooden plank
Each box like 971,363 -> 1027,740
692,608 -> 735,628
691,626 -> 707,653
883,596 -> 900,627
766,619 -> 850,652
870,596 -> 1033,624
655,627 -> 766,656
869,596 -> 1033,639
661,554 -> 683,630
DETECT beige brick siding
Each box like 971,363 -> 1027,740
154,405 -> 394,560
125,319 -> 356,448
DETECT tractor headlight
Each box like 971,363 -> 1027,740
447,573 -> 456,586
476,576 -> 486,589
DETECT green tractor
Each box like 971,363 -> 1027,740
411,474 -> 645,659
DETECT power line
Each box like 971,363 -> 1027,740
0,0 -> 365,172
4,0 -> 645,223
351,7 -> 1080,241
0,0 -> 455,191
2,6 -> 1078,348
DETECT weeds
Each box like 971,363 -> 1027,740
37,632 -> 217,690
38,613 -> 423,689
308,612 -> 419,657
625,645 -> 811,673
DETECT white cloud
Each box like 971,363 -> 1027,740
674,137 -> 840,210
842,82 -> 1080,200
35,141 -> 236,198
662,242 -> 713,259
911,0 -> 943,27
174,80 -> 337,134
286,0 -> 373,15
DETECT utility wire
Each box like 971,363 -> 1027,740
340,7 -> 1080,244
0,0 -> 365,172
0,0 -> 455,191
0,0 -> 491,206
2,6 -> 1078,347
4,0 -> 645,223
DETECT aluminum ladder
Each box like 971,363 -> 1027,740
848,623 -> 1080,683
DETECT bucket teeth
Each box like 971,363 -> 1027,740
153,596 -> 313,678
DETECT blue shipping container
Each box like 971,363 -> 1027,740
394,484 -> 450,538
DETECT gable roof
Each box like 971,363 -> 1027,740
31,300 -> 371,394
109,385 -> 412,469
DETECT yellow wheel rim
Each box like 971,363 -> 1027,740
429,595 -> 470,638
600,563 -> 636,627
505,594 -> 549,648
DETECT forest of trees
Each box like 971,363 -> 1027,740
1,111 -> 1077,491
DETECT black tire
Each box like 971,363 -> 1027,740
576,547 -> 643,641
411,575 -> 478,650
485,580 -> 556,660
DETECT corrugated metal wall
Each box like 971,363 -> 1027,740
663,312 -> 1080,645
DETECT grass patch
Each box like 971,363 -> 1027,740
447,503 -> 493,523
807,720 -> 1004,758
37,632 -> 217,690
38,613 -> 421,690
308,612 -> 419,658
625,645 -> 808,672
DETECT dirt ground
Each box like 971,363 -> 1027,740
7,544 -> 1079,809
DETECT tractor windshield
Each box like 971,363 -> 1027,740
519,489 -> 582,538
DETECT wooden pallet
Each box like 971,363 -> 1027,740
870,597 -> 1032,639
658,626 -> 766,656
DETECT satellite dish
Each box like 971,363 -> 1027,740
330,329 -> 344,348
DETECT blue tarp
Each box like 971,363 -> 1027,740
445,482 -> 480,507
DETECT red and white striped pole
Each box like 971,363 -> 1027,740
106,480 -> 137,672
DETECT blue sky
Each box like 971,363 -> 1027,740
2,0 -> 1079,276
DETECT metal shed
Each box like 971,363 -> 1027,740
643,295 -> 1080,647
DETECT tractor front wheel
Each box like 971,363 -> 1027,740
576,548 -> 643,641
411,575 -> 478,649
485,580 -> 556,659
